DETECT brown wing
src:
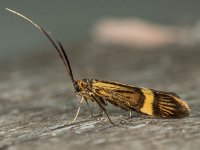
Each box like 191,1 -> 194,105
91,80 -> 143,111
153,90 -> 191,118
91,79 -> 190,118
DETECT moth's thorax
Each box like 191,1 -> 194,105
75,79 -> 93,93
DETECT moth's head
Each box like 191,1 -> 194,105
74,79 -> 91,93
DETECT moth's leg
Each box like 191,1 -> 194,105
90,93 -> 116,126
72,96 -> 84,122
90,102 -> 104,118
85,98 -> 94,117
95,99 -> 115,126
97,97 -> 106,116
86,97 -> 104,118
85,99 -> 103,118
129,111 -> 132,117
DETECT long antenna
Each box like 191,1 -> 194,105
6,8 -> 77,88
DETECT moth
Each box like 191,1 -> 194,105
6,8 -> 191,125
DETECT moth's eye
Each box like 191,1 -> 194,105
75,85 -> 81,92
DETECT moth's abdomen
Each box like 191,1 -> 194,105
139,88 -> 191,118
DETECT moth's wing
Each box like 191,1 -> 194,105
91,80 -> 190,118
153,91 -> 191,118
105,90 -> 142,111
154,90 -> 181,98
91,80 -> 142,111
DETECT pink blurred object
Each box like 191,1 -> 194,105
92,18 -> 186,48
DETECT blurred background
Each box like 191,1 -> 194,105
1,0 -> 200,64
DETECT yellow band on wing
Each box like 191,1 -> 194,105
140,88 -> 154,115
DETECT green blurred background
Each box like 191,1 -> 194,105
0,0 -> 199,62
